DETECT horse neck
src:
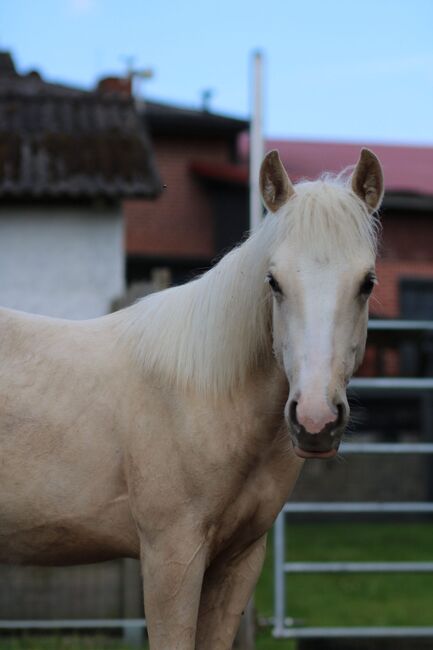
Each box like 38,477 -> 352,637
194,226 -> 276,392
127,219 -> 278,398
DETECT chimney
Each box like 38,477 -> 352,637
97,76 -> 132,97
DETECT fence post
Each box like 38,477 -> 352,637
422,392 -> 433,500
236,598 -> 255,650
273,511 -> 286,638
122,559 -> 144,647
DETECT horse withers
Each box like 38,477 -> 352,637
0,149 -> 383,649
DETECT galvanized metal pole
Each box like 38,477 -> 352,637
237,51 -> 265,650
273,511 -> 286,638
122,559 -> 144,647
422,392 -> 433,501
236,606 -> 255,650
249,50 -> 264,234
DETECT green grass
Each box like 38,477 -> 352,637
2,522 -> 433,649
0,638 -> 137,649
254,521 -> 433,648
0,634 -> 282,649
256,522 -> 433,626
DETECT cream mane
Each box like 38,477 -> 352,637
119,175 -> 379,396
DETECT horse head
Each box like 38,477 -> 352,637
260,148 -> 383,458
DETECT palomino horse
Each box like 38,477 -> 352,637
0,149 -> 383,649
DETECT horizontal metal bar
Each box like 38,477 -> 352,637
340,442 -> 433,454
349,377 -> 433,391
368,320 -> 433,331
274,626 -> 433,639
284,561 -> 433,573
259,615 -> 298,627
283,502 -> 433,514
0,619 -> 146,630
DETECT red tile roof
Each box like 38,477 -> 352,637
239,135 -> 433,196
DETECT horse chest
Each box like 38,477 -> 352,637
208,444 -> 303,560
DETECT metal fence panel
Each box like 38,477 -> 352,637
273,331 -> 433,640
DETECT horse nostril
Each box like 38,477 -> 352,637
335,403 -> 345,426
289,400 -> 299,427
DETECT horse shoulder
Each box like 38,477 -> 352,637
124,366 -> 301,560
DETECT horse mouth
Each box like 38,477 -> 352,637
290,428 -> 341,459
294,446 -> 337,459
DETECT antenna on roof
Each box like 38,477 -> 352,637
120,55 -> 154,102
201,89 -> 214,112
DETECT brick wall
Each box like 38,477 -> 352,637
359,211 -> 433,376
372,260 -> 433,317
380,212 -> 433,262
125,137 -> 231,259
371,211 -> 433,317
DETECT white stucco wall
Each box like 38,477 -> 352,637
0,204 -> 125,319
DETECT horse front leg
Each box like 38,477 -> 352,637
140,528 -> 207,650
195,534 -> 267,650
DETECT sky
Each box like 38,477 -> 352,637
1,0 -> 433,145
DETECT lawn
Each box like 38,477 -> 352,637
257,521 -> 433,626
2,522 -> 433,649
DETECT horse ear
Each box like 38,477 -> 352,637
351,148 -> 384,213
260,150 -> 295,213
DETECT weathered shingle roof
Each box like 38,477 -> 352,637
0,53 -> 161,200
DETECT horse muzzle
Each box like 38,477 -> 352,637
287,399 -> 348,459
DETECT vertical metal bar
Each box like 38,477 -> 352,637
249,50 -> 264,235
236,50 -> 265,650
422,392 -> 433,502
122,559 -> 144,647
236,602 -> 255,650
273,510 -> 286,637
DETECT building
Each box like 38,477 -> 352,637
121,95 -> 249,284
0,53 -> 160,318
138,124 -> 432,319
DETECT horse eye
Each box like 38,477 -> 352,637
267,273 -> 282,294
360,273 -> 376,296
